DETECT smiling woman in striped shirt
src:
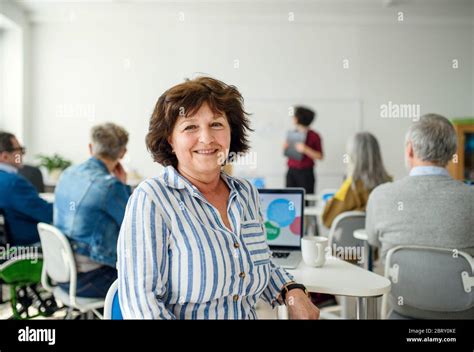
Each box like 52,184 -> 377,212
117,77 -> 319,319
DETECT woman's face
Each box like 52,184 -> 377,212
168,102 -> 231,177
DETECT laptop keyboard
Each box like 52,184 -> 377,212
271,252 -> 290,258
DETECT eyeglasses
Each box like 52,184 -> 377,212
5,146 -> 26,155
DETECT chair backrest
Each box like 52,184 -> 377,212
37,223 -> 77,295
327,211 -> 366,261
104,279 -> 123,320
18,165 -> 45,193
383,245 -> 474,318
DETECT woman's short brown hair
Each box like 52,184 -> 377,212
146,76 -> 252,167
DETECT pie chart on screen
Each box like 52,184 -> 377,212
267,198 -> 296,227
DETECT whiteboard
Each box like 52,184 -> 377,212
232,99 -> 362,190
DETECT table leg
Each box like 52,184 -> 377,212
367,297 -> 378,319
362,242 -> 373,271
368,245 -> 374,272
356,297 -> 367,319
363,242 -> 370,270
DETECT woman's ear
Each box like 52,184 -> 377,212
167,137 -> 174,152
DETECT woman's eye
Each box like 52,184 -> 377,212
211,122 -> 223,128
184,125 -> 197,131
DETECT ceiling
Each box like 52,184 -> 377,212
9,0 -> 474,23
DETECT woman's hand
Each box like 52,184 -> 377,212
286,289 -> 320,320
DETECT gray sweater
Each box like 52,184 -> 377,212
366,175 -> 474,259
366,175 -> 474,318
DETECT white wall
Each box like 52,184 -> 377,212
26,1 -> 474,189
2,26 -> 23,138
0,0 -> 30,144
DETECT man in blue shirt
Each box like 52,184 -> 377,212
0,132 -> 52,246
54,123 -> 132,298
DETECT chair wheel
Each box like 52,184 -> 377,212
38,296 -> 59,316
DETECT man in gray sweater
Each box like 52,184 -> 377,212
366,113 -> 474,319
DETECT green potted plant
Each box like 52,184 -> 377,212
36,154 -> 72,183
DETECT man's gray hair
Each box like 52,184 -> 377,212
91,123 -> 129,160
405,113 -> 457,167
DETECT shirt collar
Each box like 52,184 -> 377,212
162,165 -> 241,194
409,166 -> 450,177
89,157 -> 110,173
0,162 -> 19,174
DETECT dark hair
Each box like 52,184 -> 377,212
146,76 -> 252,167
0,132 -> 15,153
294,106 -> 316,126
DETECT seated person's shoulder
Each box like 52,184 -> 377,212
59,163 -> 77,177
0,171 -> 19,186
229,176 -> 257,198
333,177 -> 353,201
368,178 -> 398,200
0,173 -> 25,198
232,176 -> 253,190
10,172 -> 38,189
132,177 -> 168,204
453,180 -> 474,199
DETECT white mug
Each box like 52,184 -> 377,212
301,236 -> 328,267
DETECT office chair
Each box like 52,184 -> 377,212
1,209 -> 58,319
382,245 -> 474,319
18,165 -> 45,193
37,223 -> 105,319
104,279 -> 123,320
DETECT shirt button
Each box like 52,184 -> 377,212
233,294 -> 239,302
233,242 -> 240,249
239,272 -> 246,279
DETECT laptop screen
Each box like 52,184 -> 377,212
257,188 -> 305,248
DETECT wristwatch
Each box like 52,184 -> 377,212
280,282 -> 309,302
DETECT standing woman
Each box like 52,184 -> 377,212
284,106 -> 323,195
117,77 -> 319,319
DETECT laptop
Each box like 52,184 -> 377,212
258,188 -> 305,269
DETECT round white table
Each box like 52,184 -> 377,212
287,256 -> 391,319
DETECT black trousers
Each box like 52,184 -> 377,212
286,167 -> 316,195
286,167 -> 318,236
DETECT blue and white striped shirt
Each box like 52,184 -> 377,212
117,166 -> 293,319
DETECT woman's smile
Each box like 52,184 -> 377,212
193,148 -> 219,155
